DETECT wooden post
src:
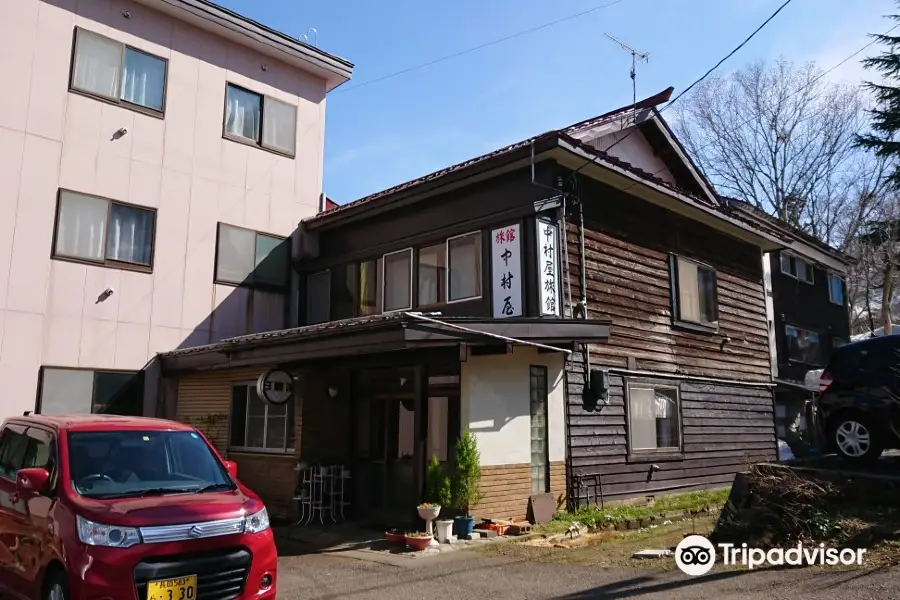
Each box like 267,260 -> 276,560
411,363 -> 427,521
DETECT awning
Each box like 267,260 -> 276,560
158,314 -> 611,373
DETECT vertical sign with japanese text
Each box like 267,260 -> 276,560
536,219 -> 560,316
491,224 -> 522,318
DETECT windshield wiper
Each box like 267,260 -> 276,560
196,483 -> 235,493
86,487 -> 195,499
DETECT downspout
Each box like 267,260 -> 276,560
577,196 -> 591,382
558,193 -> 576,511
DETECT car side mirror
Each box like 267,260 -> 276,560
16,468 -> 50,496
223,460 -> 238,478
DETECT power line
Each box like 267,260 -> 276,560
607,21 -> 900,200
566,0 -> 794,182
333,0 -> 631,94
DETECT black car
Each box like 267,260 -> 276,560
817,335 -> 900,462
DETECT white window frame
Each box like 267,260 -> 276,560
228,382 -> 294,454
445,231 -> 483,304
306,269 -> 331,324
625,382 -> 683,454
381,248 -> 414,313
780,252 -> 815,285
828,273 -> 845,306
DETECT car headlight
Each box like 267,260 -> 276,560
77,515 -> 141,548
243,507 -> 270,534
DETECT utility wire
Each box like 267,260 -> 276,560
333,0 -> 631,94
605,21 -> 900,201
566,0 -> 794,183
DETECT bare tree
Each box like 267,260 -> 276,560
674,58 -> 882,249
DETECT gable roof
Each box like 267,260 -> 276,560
305,89 -> 790,250
308,88 -> 721,226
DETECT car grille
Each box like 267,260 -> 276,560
134,547 -> 251,600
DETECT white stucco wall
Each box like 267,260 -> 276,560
460,346 -> 566,466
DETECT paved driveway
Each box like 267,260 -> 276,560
276,550 -> 899,599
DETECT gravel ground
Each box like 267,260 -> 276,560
275,549 -> 899,599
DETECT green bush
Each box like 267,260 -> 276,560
451,429 -> 482,516
425,455 -> 451,507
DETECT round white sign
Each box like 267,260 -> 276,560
256,369 -> 294,405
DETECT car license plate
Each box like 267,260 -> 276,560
147,575 -> 197,600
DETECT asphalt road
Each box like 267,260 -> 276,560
276,550 -> 899,599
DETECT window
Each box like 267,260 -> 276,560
229,384 -> 295,452
306,269 -> 331,324
780,252 -> 814,284
38,368 -> 143,416
833,337 -> 848,350
671,256 -> 718,327
53,190 -> 156,270
215,223 -> 289,289
70,28 -> 167,114
383,249 -> 413,312
529,366 -> 550,493
448,232 -> 482,302
0,426 -> 55,482
828,274 -> 845,306
418,244 -> 446,306
224,83 -> 297,156
627,384 -> 681,452
785,325 -> 823,365
358,259 -> 382,316
67,430 -> 234,499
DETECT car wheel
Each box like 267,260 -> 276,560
830,414 -> 883,462
45,571 -> 68,600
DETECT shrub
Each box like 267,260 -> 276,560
450,429 -> 482,516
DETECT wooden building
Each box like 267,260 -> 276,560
157,89 -> 790,524
730,200 -> 851,451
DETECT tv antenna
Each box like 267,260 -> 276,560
301,28 -> 318,47
604,33 -> 649,123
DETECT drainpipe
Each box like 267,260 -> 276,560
576,196 -> 591,380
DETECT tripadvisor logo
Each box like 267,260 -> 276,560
675,535 -> 866,576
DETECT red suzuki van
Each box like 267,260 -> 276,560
0,414 -> 277,600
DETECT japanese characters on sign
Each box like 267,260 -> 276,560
536,219 -> 560,316
490,224 -> 523,318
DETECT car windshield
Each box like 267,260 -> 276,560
68,430 -> 235,499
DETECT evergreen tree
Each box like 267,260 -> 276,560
856,4 -> 900,188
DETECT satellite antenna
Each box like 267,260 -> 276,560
604,33 -> 649,123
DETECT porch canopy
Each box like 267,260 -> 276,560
157,313 -> 611,373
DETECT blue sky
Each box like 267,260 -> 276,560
216,0 -> 896,204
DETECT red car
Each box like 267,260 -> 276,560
0,414 -> 277,600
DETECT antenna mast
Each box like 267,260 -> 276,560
604,33 -> 649,123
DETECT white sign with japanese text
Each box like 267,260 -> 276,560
536,219 -> 560,316
491,224 -> 523,318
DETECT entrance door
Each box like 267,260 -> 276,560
354,397 -> 417,527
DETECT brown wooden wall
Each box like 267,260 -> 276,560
567,179 -> 771,382
565,360 -> 776,503
560,180 -> 777,503
474,461 -> 566,521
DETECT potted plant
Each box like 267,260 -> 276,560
450,428 -> 482,538
384,528 -> 405,547
423,455 -> 453,542
404,531 -> 434,552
